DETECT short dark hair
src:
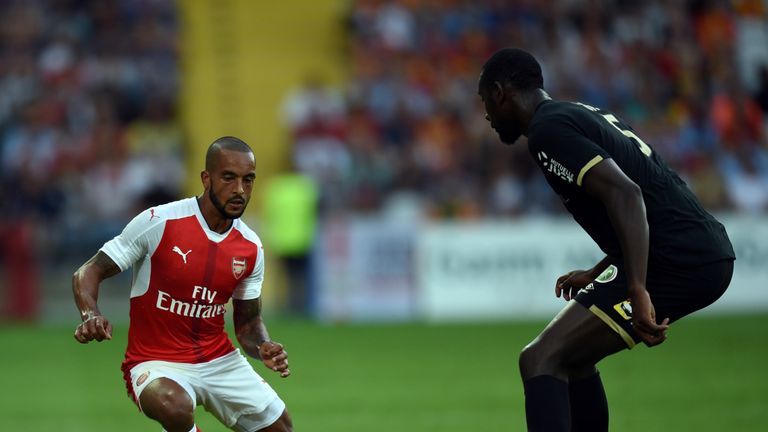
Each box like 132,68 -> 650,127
205,136 -> 253,171
480,48 -> 544,92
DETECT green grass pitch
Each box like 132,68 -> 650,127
0,313 -> 766,431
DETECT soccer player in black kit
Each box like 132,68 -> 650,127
477,48 -> 735,431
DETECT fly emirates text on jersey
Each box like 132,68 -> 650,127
155,285 -> 226,318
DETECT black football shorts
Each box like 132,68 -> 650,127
574,259 -> 734,348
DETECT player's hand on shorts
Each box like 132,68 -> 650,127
259,341 -> 290,378
555,269 -> 595,301
74,314 -> 113,343
630,289 -> 669,347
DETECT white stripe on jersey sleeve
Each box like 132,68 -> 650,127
100,207 -> 166,272
232,221 -> 264,300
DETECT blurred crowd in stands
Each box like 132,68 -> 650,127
0,0 -> 182,258
0,0 -> 181,318
284,0 -> 768,219
2,0 -> 768,318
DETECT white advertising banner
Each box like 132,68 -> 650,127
417,215 -> 768,321
417,219 -> 603,321
314,218 -> 417,321
315,214 -> 768,322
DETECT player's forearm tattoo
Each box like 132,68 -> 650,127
91,251 -> 121,279
234,298 -> 262,327
234,298 -> 270,358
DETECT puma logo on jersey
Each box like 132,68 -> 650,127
149,208 -> 159,221
172,246 -> 192,264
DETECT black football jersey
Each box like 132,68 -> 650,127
526,100 -> 734,267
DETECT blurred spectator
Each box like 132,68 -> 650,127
281,74 -> 350,213
675,98 -> 729,209
710,74 -> 768,212
719,150 -> 768,212
262,172 -> 319,315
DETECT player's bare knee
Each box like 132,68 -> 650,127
519,340 -> 565,379
568,364 -> 599,381
519,341 -> 539,378
519,341 -> 541,377
140,380 -> 194,431
160,404 -> 194,429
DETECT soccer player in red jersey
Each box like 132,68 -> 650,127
73,137 -> 293,432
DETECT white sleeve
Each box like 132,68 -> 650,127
232,246 -> 264,300
100,208 -> 164,272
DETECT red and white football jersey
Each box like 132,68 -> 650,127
100,197 -> 264,376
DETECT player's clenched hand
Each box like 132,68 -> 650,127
555,269 -> 595,301
630,289 -> 669,347
74,314 -> 113,343
259,341 -> 290,378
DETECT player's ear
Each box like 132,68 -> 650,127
201,170 -> 211,190
492,81 -> 506,104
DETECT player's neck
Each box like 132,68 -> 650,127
196,196 -> 233,234
519,89 -> 551,134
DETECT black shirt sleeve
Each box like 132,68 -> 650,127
528,113 -> 611,188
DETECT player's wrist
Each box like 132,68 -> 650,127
80,310 -> 101,322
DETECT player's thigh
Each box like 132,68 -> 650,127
197,350 -> 285,429
521,301 -> 627,378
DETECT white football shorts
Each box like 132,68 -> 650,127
128,349 -> 285,430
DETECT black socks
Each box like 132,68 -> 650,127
569,372 -> 608,432
523,372 -> 608,432
524,375 -> 570,431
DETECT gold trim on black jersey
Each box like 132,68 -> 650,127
577,155 -> 604,186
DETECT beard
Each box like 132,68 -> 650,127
209,187 -> 246,219
493,121 -> 523,145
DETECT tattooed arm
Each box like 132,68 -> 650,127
72,251 -> 121,343
233,298 -> 291,377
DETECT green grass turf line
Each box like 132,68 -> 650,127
0,313 -> 765,431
